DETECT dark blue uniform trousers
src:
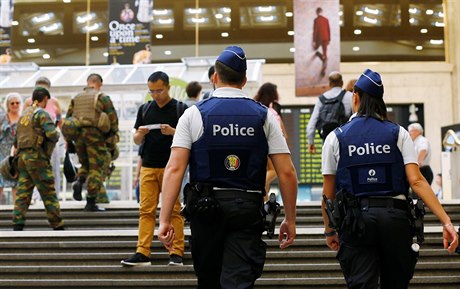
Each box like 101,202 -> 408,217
189,192 -> 266,289
337,206 -> 418,289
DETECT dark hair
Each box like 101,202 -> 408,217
254,82 -> 279,106
87,73 -> 103,83
148,71 -> 169,85
316,7 -> 323,14
215,61 -> 245,86
208,66 -> 215,79
329,72 -> 343,88
354,86 -> 387,119
186,81 -> 202,98
32,87 -> 50,102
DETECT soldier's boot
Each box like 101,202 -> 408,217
72,176 -> 86,201
84,197 -> 106,212
13,224 -> 24,231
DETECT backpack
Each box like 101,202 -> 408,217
315,89 -> 347,140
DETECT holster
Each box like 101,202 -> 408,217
181,183 -> 220,221
409,198 -> 425,244
263,192 -> 281,239
323,190 -> 347,232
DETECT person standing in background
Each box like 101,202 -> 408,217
253,82 -> 288,199
0,48 -> 12,64
408,123 -> 433,185
306,71 -> 352,153
0,92 -> 21,205
201,66 -> 215,100
184,81 -> 202,107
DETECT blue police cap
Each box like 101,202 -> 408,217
355,68 -> 384,98
216,46 -> 247,73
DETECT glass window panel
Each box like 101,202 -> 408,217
183,7 -> 231,29
408,3 -> 444,26
19,12 -> 64,36
354,4 -> 401,27
152,8 -> 175,30
240,5 -> 287,29
73,11 -> 108,34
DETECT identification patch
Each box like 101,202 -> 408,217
224,155 -> 240,171
358,167 -> 386,184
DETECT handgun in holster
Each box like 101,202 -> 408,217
409,198 -> 425,244
264,192 -> 281,239
181,183 -> 220,221
323,191 -> 347,232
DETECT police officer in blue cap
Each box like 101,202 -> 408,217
157,45 -> 298,288
321,68 -> 458,289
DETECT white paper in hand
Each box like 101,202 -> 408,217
145,124 -> 161,130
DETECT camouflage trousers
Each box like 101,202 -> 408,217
13,150 -> 63,228
75,128 -> 109,200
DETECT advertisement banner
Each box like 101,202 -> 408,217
108,0 -> 153,65
294,0 -> 340,96
0,0 -> 13,63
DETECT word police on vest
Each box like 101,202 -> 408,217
348,143 -> 390,157
213,124 -> 255,136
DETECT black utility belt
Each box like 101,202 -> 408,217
360,197 -> 408,211
212,188 -> 263,202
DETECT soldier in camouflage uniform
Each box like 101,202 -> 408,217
13,87 -> 64,231
65,73 -> 119,211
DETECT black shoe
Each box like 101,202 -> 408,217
121,253 -> 151,267
53,225 -> 65,230
168,254 -> 183,266
84,203 -> 106,212
72,180 -> 83,201
13,224 -> 24,231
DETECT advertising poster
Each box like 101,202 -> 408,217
108,0 -> 153,65
0,0 -> 13,61
294,0 -> 340,96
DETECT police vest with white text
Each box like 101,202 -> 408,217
189,97 -> 268,191
335,116 -> 409,197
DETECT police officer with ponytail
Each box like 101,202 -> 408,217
157,46 -> 298,289
321,69 -> 458,289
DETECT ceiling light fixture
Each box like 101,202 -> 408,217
420,28 -> 428,33
43,53 -> 50,59
27,38 -> 36,43
416,46 -> 423,50
221,32 -> 229,37
354,29 -> 362,35
352,46 -> 360,52
164,50 -> 172,55
155,34 -> 163,39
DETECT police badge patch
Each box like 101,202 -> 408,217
224,155 -> 240,171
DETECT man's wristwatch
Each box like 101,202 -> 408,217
324,230 -> 337,237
